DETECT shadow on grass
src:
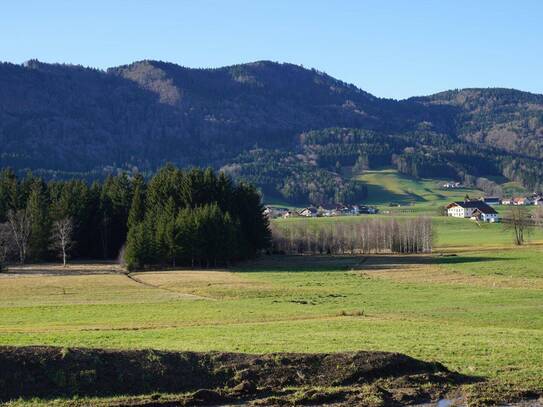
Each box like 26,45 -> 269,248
366,183 -> 426,205
235,255 -> 364,272
235,254 -> 517,273
359,254 -> 517,272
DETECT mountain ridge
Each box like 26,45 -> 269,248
1,59 -> 542,203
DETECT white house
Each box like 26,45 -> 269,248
263,206 -> 289,218
446,200 -> 500,222
442,182 -> 462,189
299,207 -> 318,217
501,198 -> 513,205
470,208 -> 500,223
317,205 -> 336,217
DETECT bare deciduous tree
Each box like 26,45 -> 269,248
533,206 -> 543,227
505,206 -> 531,246
7,209 -> 31,264
271,217 -> 433,255
51,218 -> 74,266
0,223 -> 13,271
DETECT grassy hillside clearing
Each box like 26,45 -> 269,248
355,169 -> 483,208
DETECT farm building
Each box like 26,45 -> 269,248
501,198 -> 513,205
264,206 -> 290,218
447,200 -> 500,222
299,207 -> 318,217
513,197 -> 533,205
482,197 -> 501,205
442,182 -> 462,189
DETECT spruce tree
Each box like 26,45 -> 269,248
27,181 -> 51,261
0,168 -> 18,222
128,175 -> 145,230
155,197 -> 178,266
125,221 -> 149,271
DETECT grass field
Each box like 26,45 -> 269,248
355,169 -> 484,210
1,216 -> 542,404
2,170 -> 543,404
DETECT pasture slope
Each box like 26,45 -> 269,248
0,214 -> 542,404
354,169 -> 528,216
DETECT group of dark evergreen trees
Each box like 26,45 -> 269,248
0,166 -> 271,270
0,168 -> 133,263
124,165 -> 270,270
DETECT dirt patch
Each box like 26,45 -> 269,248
0,346 -> 475,405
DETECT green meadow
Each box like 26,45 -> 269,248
355,169 -> 484,211
1,214 -> 543,403
2,170 -> 543,404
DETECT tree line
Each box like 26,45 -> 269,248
0,166 -> 271,271
270,218 -> 433,255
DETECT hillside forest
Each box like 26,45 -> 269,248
2,60 -> 543,205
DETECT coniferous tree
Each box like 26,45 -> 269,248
175,208 -> 198,268
27,180 -> 51,260
124,219 -> 153,271
233,182 -> 271,259
128,174 -> 146,230
0,168 -> 19,222
155,197 -> 179,266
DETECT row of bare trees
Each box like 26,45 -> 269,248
271,217 -> 433,255
0,209 -> 73,270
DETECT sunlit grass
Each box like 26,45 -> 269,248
0,247 -> 542,391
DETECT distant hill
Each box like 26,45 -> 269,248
412,88 -> 543,158
1,59 -> 542,204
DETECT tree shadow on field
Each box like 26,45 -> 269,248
365,183 -> 425,205
236,254 -> 517,273
236,255 -> 364,272
359,254 -> 517,272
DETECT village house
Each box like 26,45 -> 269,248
299,207 -> 318,217
317,205 -> 336,217
446,200 -> 500,222
263,206 -> 290,219
281,210 -> 299,219
442,181 -> 462,189
470,207 -> 500,223
482,197 -> 501,206
359,205 -> 378,214
316,204 -> 378,217
513,197 -> 533,206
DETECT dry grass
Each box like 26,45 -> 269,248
130,270 -> 272,299
0,273 -> 180,307
358,248 -> 543,289
367,265 -> 543,289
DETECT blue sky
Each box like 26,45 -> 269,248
1,0 -> 542,99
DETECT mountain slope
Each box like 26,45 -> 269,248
0,59 -> 542,203
412,88 -> 543,158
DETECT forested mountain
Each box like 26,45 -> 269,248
1,59 -> 542,204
